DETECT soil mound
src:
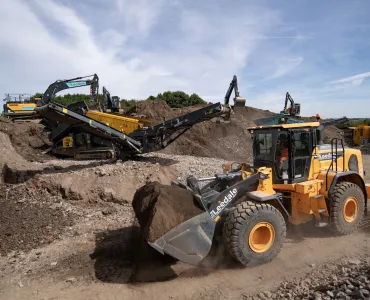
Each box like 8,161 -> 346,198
0,184 -> 75,256
161,106 -> 276,160
126,100 -> 176,125
132,181 -> 202,243
322,125 -> 345,144
0,117 -> 50,162
130,101 -> 344,160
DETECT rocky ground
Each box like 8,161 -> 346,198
244,256 -> 370,300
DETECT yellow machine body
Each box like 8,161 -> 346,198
241,121 -> 370,226
5,103 -> 37,115
353,124 -> 370,146
86,110 -> 147,135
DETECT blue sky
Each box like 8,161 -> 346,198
1,0 -> 370,117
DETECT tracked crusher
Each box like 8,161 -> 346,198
133,97 -> 370,268
35,74 -> 245,159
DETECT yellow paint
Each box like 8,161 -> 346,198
248,222 -> 275,253
62,108 -> 68,114
62,136 -> 73,148
257,167 -> 275,194
86,111 -> 145,134
353,124 -> 370,146
5,103 -> 37,116
343,197 -> 359,223
248,122 -> 320,131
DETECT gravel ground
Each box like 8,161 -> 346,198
245,256 -> 370,300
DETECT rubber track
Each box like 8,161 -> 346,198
329,182 -> 365,235
223,201 -> 286,266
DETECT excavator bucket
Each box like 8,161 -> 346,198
234,96 -> 246,107
148,211 -> 216,265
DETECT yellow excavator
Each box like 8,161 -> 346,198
146,105 -> 369,268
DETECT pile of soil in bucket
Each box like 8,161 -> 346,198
131,181 -> 204,282
132,181 -> 203,243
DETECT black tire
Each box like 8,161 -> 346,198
329,182 -> 365,235
223,201 -> 286,267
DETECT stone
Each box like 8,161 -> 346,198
326,291 -> 334,298
347,258 -> 361,266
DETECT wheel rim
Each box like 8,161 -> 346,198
248,222 -> 275,253
343,197 -> 359,223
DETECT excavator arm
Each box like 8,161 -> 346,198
282,92 -> 300,116
39,74 -> 99,106
102,87 -> 119,113
224,75 -> 246,107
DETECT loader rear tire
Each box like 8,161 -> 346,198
329,182 -> 365,235
223,201 -> 286,267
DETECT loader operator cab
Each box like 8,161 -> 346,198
251,125 -> 315,184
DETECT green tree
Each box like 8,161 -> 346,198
146,91 -> 206,108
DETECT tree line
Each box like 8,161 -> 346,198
32,91 -> 208,111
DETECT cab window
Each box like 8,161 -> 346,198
254,133 -> 273,161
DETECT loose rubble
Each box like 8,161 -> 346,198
245,256 -> 370,300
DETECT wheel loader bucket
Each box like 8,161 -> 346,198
148,211 -> 216,265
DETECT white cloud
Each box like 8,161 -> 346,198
267,56 -> 304,79
0,0 -> 281,103
115,0 -> 166,38
328,72 -> 370,86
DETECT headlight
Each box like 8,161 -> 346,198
259,172 -> 268,180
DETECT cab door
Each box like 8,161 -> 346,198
289,128 -> 314,183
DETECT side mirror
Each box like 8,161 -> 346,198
282,160 -> 289,171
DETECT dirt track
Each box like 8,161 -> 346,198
0,149 -> 369,300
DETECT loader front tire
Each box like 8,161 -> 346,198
223,201 -> 286,267
329,182 -> 365,235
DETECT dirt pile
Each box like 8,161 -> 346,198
322,125 -> 345,145
130,101 -> 345,160
126,100 -> 177,124
246,256 -> 370,300
132,181 -> 203,243
0,117 -> 50,162
161,105 -> 276,160
0,183 -> 75,256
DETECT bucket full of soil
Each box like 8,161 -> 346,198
132,181 -> 203,243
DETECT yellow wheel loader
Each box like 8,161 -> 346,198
148,116 -> 369,267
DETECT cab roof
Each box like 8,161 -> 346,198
247,121 -> 320,131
